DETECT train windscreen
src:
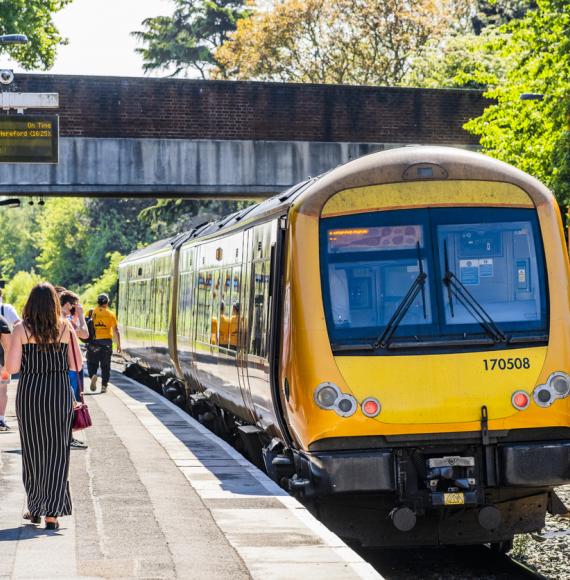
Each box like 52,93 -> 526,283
319,207 -> 548,349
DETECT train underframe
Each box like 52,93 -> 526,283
292,437 -> 570,548
124,362 -> 569,549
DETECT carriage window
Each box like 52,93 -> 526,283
437,220 -> 545,327
249,260 -> 270,357
197,271 -> 213,343
320,207 -> 547,348
322,214 -> 434,342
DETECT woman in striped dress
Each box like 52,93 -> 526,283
3,283 -> 81,530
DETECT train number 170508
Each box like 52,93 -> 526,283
483,357 -> 531,371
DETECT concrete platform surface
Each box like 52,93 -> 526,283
0,372 -> 381,579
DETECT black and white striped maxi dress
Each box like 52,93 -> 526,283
16,337 -> 73,517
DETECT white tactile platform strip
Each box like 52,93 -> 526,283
110,374 -> 382,580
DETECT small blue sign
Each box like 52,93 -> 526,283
460,261 -> 480,285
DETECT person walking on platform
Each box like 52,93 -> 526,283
86,293 -> 121,393
0,287 -> 21,328
58,288 -> 89,450
3,282 -> 81,530
0,313 -> 11,431
59,289 -> 89,341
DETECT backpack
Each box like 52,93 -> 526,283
80,309 -> 97,344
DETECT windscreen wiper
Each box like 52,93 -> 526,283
373,243 -> 427,350
442,241 -> 506,343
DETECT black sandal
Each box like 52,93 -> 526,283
45,516 -> 59,530
23,512 -> 41,524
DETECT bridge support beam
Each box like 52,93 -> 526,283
0,137 -> 474,199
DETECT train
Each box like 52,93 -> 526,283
118,146 -> 570,549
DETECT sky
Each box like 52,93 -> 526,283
10,0 -> 175,78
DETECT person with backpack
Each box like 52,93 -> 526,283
86,294 -> 121,393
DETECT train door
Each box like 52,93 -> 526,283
147,258 -> 158,361
237,229 -> 256,421
243,221 -> 278,431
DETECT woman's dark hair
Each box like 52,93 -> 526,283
22,283 -> 62,347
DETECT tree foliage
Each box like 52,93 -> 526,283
133,0 -> 250,78
0,203 -> 40,279
465,0 -> 570,204
0,197 -> 157,297
139,198 -> 250,237
0,0 -> 72,70
404,30 -> 510,89
80,251 -> 124,308
404,0 -> 536,89
3,270 -> 43,315
0,195 -> 247,304
215,0 -> 463,85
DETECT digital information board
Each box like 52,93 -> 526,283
0,115 -> 59,163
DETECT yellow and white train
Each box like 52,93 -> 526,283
118,147 -> 570,548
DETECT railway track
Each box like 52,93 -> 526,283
355,544 -> 547,579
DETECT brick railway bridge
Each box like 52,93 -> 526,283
0,75 -> 488,198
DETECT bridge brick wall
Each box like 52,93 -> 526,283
14,75 -> 488,145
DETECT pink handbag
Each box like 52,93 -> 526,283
70,333 -> 92,431
72,403 -> 92,431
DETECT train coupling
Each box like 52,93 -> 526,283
288,474 -> 312,492
425,455 -> 480,508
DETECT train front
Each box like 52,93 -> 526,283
282,147 -> 570,547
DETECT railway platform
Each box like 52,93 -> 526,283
0,371 -> 380,580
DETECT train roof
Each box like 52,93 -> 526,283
293,146 -> 555,216
119,236 -> 176,266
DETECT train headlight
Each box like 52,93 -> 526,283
549,372 -> 570,398
335,394 -> 357,417
313,383 -> 358,417
314,383 -> 340,409
534,386 -> 552,407
533,371 -> 570,408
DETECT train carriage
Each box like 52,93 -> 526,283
119,146 -> 570,548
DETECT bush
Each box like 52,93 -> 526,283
80,252 -> 123,311
3,271 -> 43,316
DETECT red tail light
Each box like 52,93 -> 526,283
512,391 -> 530,410
362,397 -> 381,417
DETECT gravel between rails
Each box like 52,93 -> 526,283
511,485 -> 570,580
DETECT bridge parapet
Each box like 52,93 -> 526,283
1,75 -> 488,197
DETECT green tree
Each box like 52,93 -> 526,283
471,0 -> 536,33
133,0 -> 250,78
404,0 -> 537,89
215,0 -> 463,85
81,198 -> 155,284
404,30 -> 510,89
0,203 -> 40,279
465,0 -> 570,204
35,197 -> 88,287
139,198 -> 249,237
0,0 -> 73,69
81,251 -> 123,309
4,270 -> 42,315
